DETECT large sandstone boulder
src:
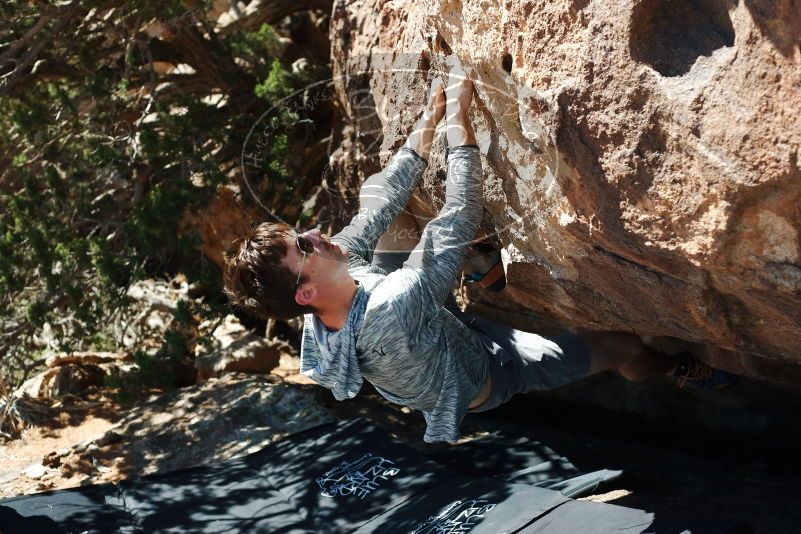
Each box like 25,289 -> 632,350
326,0 -> 801,383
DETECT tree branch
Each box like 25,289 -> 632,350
0,2 -> 84,97
216,0 -> 333,36
0,13 -> 54,66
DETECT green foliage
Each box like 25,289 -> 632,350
103,349 -> 170,403
255,59 -> 293,101
105,294 -> 230,399
229,23 -> 283,63
0,2 -> 329,388
132,351 -> 158,385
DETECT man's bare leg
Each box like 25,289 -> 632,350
582,331 -> 681,381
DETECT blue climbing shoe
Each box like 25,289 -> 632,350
463,242 -> 506,292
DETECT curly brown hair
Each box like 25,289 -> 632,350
223,222 -> 316,320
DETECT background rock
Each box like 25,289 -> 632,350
1,375 -> 333,498
327,0 -> 801,384
15,364 -> 106,400
45,352 -> 128,368
182,185 -> 256,271
194,315 -> 291,381
89,375 -> 332,477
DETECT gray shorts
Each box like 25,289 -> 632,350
371,251 -> 591,413
466,315 -> 591,413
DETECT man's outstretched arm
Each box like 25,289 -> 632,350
402,66 -> 482,307
333,80 -> 445,264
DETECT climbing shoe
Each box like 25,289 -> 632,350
674,352 -> 740,390
463,242 -> 506,292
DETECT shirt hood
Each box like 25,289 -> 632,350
300,269 -> 384,400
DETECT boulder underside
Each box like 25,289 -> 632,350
326,0 -> 801,383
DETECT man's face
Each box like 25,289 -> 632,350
282,228 -> 349,288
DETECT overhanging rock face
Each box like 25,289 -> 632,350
327,0 -> 801,382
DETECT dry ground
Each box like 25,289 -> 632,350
1,369 -> 800,533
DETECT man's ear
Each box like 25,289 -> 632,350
295,284 -> 317,306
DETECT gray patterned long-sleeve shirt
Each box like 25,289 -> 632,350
300,146 -> 488,443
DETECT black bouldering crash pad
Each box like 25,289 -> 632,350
0,419 -> 752,533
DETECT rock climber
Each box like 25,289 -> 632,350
223,66 -> 736,443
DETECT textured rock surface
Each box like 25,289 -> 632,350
183,185 -> 256,269
194,315 -> 290,381
327,0 -> 801,382
0,376 -> 333,497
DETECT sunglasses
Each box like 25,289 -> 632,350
294,233 -> 315,286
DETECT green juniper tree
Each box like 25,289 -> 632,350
0,0 -> 333,398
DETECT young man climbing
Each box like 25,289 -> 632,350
224,66 -> 735,443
